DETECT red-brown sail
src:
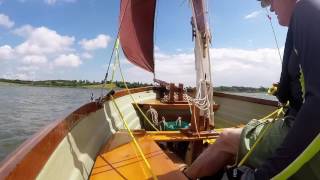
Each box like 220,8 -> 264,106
119,0 -> 156,73
192,0 -> 207,35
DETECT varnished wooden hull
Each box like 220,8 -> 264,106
0,87 -> 278,180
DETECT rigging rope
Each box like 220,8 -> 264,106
184,80 -> 211,111
114,45 -> 159,131
236,7 -> 294,168
110,95 -> 158,180
265,8 -> 282,62
146,106 -> 159,127
235,8 -> 293,167
100,0 -> 130,98
102,35 -> 160,178
237,106 -> 285,167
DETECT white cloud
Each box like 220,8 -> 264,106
22,55 -> 48,65
15,26 -> 75,56
244,10 -> 262,20
155,45 -> 160,52
79,34 -> 111,51
13,24 -> 34,37
53,54 -> 82,67
1,23 -> 114,80
0,14 -> 14,28
0,45 -> 14,60
120,51 -> 195,85
17,66 -> 39,72
211,48 -> 282,87
2,71 -> 35,80
121,47 -> 283,87
44,0 -> 76,5
81,52 -> 93,59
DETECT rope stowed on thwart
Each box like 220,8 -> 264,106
146,106 -> 159,126
110,95 -> 158,180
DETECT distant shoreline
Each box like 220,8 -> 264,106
0,78 -> 150,89
0,78 -> 268,93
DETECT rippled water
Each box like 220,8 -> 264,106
0,85 -> 277,162
0,84 -> 104,162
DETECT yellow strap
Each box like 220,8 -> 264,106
260,106 -> 284,121
237,107 -> 284,167
115,46 -> 159,131
110,39 -> 120,83
111,95 -> 158,180
106,37 -> 158,131
272,133 -> 320,180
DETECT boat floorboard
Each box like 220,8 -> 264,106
89,132 -> 187,180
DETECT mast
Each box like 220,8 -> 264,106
190,0 -> 214,127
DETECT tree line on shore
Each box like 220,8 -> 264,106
0,78 -> 268,92
0,78 -> 152,89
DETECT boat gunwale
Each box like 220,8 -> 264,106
0,87 -> 278,179
213,91 -> 278,107
0,86 -> 153,180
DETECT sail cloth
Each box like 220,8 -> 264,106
192,0 -> 207,35
119,0 -> 156,73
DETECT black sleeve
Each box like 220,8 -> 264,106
254,0 -> 320,179
275,27 -> 293,104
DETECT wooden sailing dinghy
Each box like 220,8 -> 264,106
0,0 -> 318,180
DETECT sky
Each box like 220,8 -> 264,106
0,0 -> 288,87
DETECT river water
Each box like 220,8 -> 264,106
0,84 -> 277,162
0,84 -> 104,162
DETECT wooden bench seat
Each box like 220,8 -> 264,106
136,99 -> 220,112
89,132 -> 187,180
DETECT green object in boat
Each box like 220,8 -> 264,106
162,120 -> 189,131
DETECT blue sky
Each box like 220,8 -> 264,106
0,0 -> 288,87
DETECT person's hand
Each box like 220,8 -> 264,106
268,83 -> 279,96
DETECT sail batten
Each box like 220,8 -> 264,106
119,0 -> 156,73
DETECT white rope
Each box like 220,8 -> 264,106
183,80 -> 211,112
146,106 -> 159,126
159,116 -> 167,131
176,116 -> 182,127
183,80 -> 211,137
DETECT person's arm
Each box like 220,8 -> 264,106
254,1 -> 320,179
275,27 -> 293,105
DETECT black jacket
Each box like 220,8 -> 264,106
255,0 -> 320,179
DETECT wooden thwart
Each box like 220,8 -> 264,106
104,130 -> 221,143
136,99 -> 220,111
90,133 -> 187,180
145,130 -> 221,142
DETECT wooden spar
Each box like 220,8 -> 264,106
190,105 -> 200,132
169,83 -> 175,103
178,84 -> 184,101
190,0 -> 214,128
